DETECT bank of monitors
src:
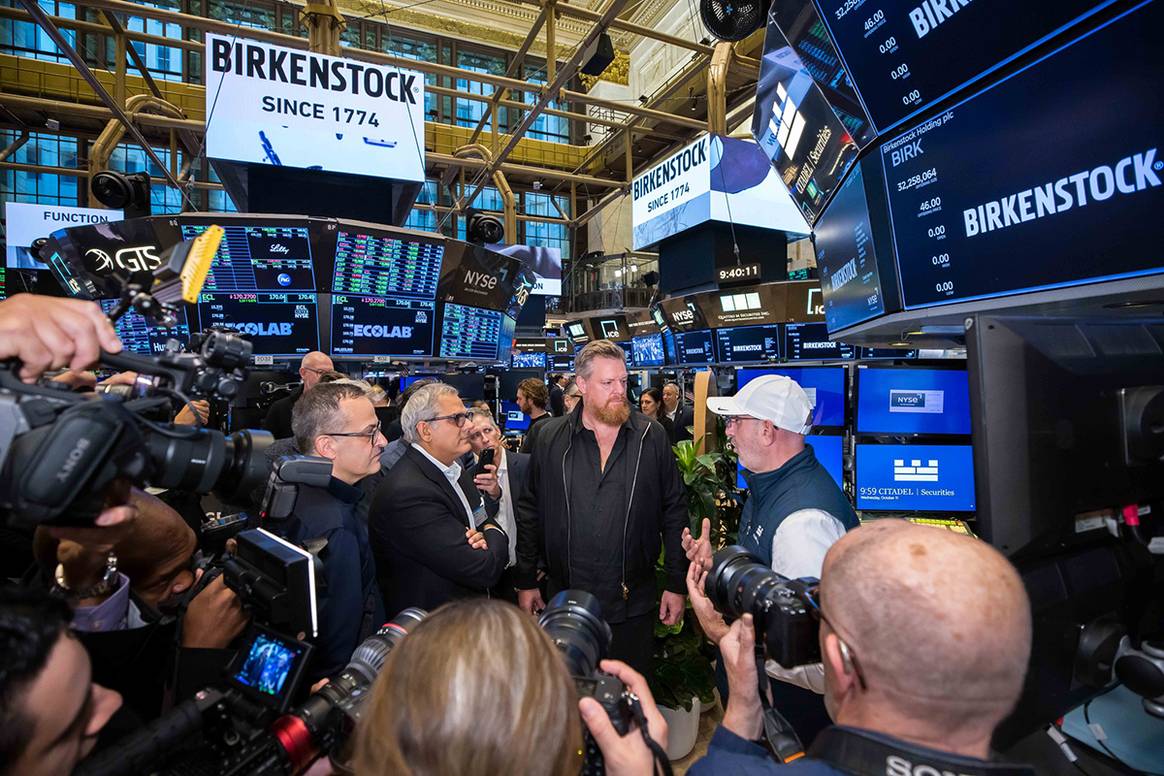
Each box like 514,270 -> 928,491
197,292 -> 320,356
715,324 -> 781,364
855,367 -> 971,435
99,299 -> 190,355
513,351 -> 547,369
330,296 -> 435,357
784,322 -> 855,361
855,444 -> 976,512
737,434 -> 844,490
500,399 -> 529,433
440,303 -> 513,362
738,366 -> 846,428
631,331 -> 665,367
674,329 -> 717,365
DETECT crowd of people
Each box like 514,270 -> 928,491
0,293 -> 1038,776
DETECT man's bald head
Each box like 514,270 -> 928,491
820,520 -> 1031,739
299,351 -> 334,391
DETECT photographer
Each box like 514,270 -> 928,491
686,520 -> 1035,775
275,381 -> 387,678
0,585 -> 123,776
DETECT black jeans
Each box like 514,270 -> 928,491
609,612 -> 655,678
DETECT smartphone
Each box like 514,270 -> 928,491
478,447 -> 495,469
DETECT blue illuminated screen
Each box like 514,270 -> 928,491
737,434 -> 844,490
856,368 -> 971,435
233,633 -> 303,697
512,351 -> 547,368
501,399 -> 529,432
631,332 -> 665,367
737,366 -> 846,427
855,444 -> 976,512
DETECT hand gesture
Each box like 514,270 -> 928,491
686,560 -> 728,642
580,659 -> 669,776
681,517 -> 713,572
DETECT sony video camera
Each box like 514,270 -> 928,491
539,590 -> 635,775
76,608 -> 428,776
705,546 -> 821,668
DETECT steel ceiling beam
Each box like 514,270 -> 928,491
468,1 -> 549,145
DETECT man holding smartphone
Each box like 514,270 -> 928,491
467,408 -> 530,603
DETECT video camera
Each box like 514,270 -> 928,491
76,608 -> 428,776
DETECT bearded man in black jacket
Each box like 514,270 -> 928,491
515,339 -> 688,676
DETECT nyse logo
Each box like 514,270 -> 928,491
673,309 -> 695,324
86,245 -> 162,274
889,389 -> 944,414
893,458 -> 939,483
464,270 -> 498,290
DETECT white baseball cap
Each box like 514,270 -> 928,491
706,374 -> 815,434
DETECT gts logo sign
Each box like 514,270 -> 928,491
464,270 -> 498,290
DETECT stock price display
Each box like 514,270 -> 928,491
330,295 -> 435,357
332,231 -> 443,299
785,322 -> 855,361
198,292 -> 320,356
181,223 -> 317,292
814,162 -> 887,332
715,324 -> 781,364
815,0 -> 1115,132
440,303 -> 504,361
880,3 -> 1164,309
674,329 -> 717,365
99,299 -> 190,355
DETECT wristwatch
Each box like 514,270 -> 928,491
53,551 -> 120,600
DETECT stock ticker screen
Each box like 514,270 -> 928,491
99,299 -> 190,355
674,329 -> 717,365
181,223 -> 317,292
784,322 -> 855,361
332,230 -> 443,299
879,2 -> 1164,309
855,443 -> 976,512
330,295 -> 435,357
197,292 -> 320,356
714,324 -> 782,364
440,303 -> 506,361
813,0 -> 1115,133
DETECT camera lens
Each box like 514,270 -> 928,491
146,427 -> 273,499
348,608 -> 427,684
539,589 -> 611,676
706,545 -> 783,619
200,330 -> 252,371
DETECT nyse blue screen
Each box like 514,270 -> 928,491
856,368 -> 971,435
501,399 -> 530,432
738,366 -> 846,427
856,444 -> 975,512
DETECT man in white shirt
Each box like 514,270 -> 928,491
466,409 -> 531,602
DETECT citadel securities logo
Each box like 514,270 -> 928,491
893,458 -> 939,483
86,245 -> 162,274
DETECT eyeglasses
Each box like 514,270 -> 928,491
724,415 -> 765,428
423,412 -> 473,428
803,584 -> 868,691
325,421 -> 382,444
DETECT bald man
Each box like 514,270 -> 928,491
687,520 -> 1034,775
262,351 -> 334,440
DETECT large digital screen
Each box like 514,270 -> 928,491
197,292 -> 320,356
631,332 -> 665,367
739,433 -> 844,489
855,444 -> 976,512
856,367 -> 971,435
784,322 -> 855,361
330,295 -> 434,357
813,0 -> 1115,133
439,303 -> 509,361
513,351 -> 547,368
203,34 -> 425,181
880,3 -> 1164,309
738,366 -> 846,427
181,222 -> 317,293
715,324 -> 782,364
6,202 -> 124,270
332,229 -> 442,299
500,399 -> 529,433
813,161 -> 886,332
674,329 -> 717,365
99,299 -> 190,355
551,355 -> 574,371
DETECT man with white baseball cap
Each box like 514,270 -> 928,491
683,374 -> 860,743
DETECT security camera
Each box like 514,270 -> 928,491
91,170 -> 151,218
466,210 -> 505,245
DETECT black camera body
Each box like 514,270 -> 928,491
706,546 -> 821,668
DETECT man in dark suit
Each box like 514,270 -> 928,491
369,384 -> 510,618
261,351 -> 334,439
466,408 -> 529,602
662,381 -> 694,444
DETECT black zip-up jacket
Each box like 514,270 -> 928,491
515,403 -> 688,620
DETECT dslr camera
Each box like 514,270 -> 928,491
538,590 -> 635,775
705,545 -> 821,668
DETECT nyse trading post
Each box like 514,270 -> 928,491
814,0 -> 1116,133
330,295 -> 435,357
440,303 -> 505,361
785,322 -> 855,361
715,324 -> 782,364
198,292 -> 320,356
855,443 -> 976,512
181,223 -> 317,292
332,230 -> 443,299
814,161 -> 886,332
99,299 -> 190,355
880,2 -> 1164,309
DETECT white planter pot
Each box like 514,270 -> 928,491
699,689 -> 720,714
659,697 -> 701,760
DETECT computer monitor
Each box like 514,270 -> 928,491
856,367 -> 971,435
737,366 -> 846,428
855,443 -> 976,512
500,399 -> 529,433
737,434 -> 844,489
329,295 -> 435,357
197,292 -> 320,357
631,331 -> 665,367
512,351 -> 547,369
784,322 -> 855,361
441,373 -> 486,401
100,299 -> 190,355
673,329 -> 716,365
332,227 -> 443,300
715,324 -> 781,364
439,303 -> 507,362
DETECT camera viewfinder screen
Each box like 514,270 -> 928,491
233,632 -> 305,698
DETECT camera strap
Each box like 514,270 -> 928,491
754,649 -> 807,764
625,693 -> 673,776
808,727 -> 1036,776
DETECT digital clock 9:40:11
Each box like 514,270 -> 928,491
717,263 -> 762,285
